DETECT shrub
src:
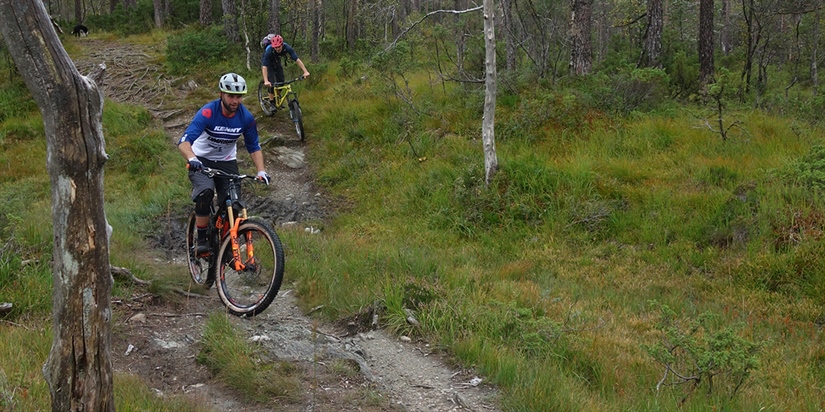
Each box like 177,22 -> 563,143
642,303 -> 760,406
85,2 -> 154,36
166,26 -> 235,75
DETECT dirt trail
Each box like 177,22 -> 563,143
74,38 -> 500,411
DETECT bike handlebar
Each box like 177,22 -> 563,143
271,76 -> 305,87
199,167 -> 266,184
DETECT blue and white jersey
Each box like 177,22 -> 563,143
178,99 -> 261,161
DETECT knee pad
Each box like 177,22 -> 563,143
194,189 -> 214,216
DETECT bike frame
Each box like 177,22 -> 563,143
204,168 -> 259,271
265,76 -> 303,109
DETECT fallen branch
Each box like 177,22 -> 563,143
111,265 -> 150,285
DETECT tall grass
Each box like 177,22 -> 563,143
288,67 -> 825,410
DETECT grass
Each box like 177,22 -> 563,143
3,29 -> 825,411
288,67 -> 825,410
197,313 -> 302,403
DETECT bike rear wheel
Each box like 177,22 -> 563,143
257,80 -> 275,117
185,212 -> 216,288
288,99 -> 305,141
216,219 -> 285,317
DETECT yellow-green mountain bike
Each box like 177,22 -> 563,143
257,76 -> 305,141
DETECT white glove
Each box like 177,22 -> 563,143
256,171 -> 270,185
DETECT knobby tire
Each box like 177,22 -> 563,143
216,219 -> 285,317
186,212 -> 216,288
289,99 -> 305,141
257,80 -> 275,117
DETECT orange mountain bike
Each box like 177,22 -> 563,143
185,167 -> 285,317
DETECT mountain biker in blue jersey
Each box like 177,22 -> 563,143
177,73 -> 271,254
261,34 -> 310,106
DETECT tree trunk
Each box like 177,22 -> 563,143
269,0 -> 280,34
0,0 -> 113,411
74,0 -> 81,23
720,0 -> 731,55
569,0 -> 592,76
311,0 -> 321,62
482,0 -> 498,185
109,0 -> 116,13
641,0 -> 663,68
346,0 -> 359,51
501,0 -> 516,71
812,0 -> 820,96
153,0 -> 164,28
698,0 -> 714,84
199,0 -> 211,26
454,0 -> 467,76
223,0 -> 240,43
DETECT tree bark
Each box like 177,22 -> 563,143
0,0 -> 113,411
482,0 -> 498,185
501,0 -> 517,71
346,0 -> 360,51
223,0 -> 240,43
74,0 -> 81,24
720,0 -> 731,55
153,0 -> 164,28
269,0 -> 280,34
569,0 -> 592,76
199,0 -> 211,26
641,0 -> 663,68
311,0 -> 321,62
699,0 -> 714,84
812,0 -> 820,96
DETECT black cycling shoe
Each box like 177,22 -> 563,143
196,239 -> 210,256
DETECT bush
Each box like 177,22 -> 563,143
166,26 -> 235,75
587,66 -> 671,114
85,1 -> 154,36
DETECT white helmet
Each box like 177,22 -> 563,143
219,73 -> 247,94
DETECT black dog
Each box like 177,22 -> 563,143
72,24 -> 88,37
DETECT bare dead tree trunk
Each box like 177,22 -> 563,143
569,0 -> 592,76
482,0 -> 498,185
269,0 -> 280,33
199,0 -> 212,26
0,0 -> 113,411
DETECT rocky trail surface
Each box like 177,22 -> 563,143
74,38 -> 500,411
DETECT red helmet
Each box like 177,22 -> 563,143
271,35 -> 284,48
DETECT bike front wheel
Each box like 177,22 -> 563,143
288,98 -> 305,141
257,80 -> 275,117
185,212 -> 216,288
216,219 -> 285,317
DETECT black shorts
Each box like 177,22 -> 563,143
188,158 -> 240,203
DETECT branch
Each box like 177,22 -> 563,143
384,6 -> 484,52
111,265 -> 150,286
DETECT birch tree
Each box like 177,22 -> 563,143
0,0 -> 114,410
482,0 -> 498,184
